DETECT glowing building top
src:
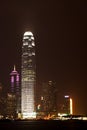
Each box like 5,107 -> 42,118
24,31 -> 33,36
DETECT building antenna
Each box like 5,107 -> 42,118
14,65 -> 16,71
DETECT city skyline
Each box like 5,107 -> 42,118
0,1 -> 87,115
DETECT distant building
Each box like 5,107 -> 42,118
37,81 -> 57,117
0,83 -> 6,117
59,95 -> 73,115
21,31 -> 36,119
6,93 -> 16,118
63,95 -> 70,114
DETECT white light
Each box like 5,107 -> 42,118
24,31 -> 33,36
23,42 -> 28,46
64,95 -> 69,98
41,96 -> 43,100
31,36 -> 34,40
58,113 -> 67,117
23,36 -> 29,40
32,42 -> 35,46
22,112 -> 36,119
32,52 -> 35,55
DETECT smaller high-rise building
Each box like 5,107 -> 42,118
6,93 -> 16,118
59,95 -> 73,115
63,95 -> 70,114
37,81 -> 57,117
7,66 -> 21,118
64,95 -> 73,115
0,83 -> 6,117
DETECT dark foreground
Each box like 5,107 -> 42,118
0,119 -> 87,130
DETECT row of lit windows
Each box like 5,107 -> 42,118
22,52 -> 35,57
23,35 -> 34,40
22,78 -> 35,81
23,42 -> 35,46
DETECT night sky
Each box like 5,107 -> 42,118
0,1 -> 87,115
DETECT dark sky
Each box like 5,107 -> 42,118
0,0 -> 87,115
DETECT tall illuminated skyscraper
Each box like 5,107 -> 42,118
21,31 -> 36,119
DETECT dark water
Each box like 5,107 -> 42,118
0,119 -> 87,130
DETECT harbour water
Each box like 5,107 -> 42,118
0,119 -> 87,130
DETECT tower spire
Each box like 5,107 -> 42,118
14,65 -> 16,71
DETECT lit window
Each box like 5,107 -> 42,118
32,52 -> 35,55
32,42 -> 35,46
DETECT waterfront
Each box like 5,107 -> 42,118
0,120 -> 87,130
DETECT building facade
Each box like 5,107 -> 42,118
21,31 -> 36,119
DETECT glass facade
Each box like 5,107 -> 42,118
21,31 -> 36,119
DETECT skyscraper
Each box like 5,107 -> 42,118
21,31 -> 36,119
8,65 -> 21,118
59,95 -> 73,115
